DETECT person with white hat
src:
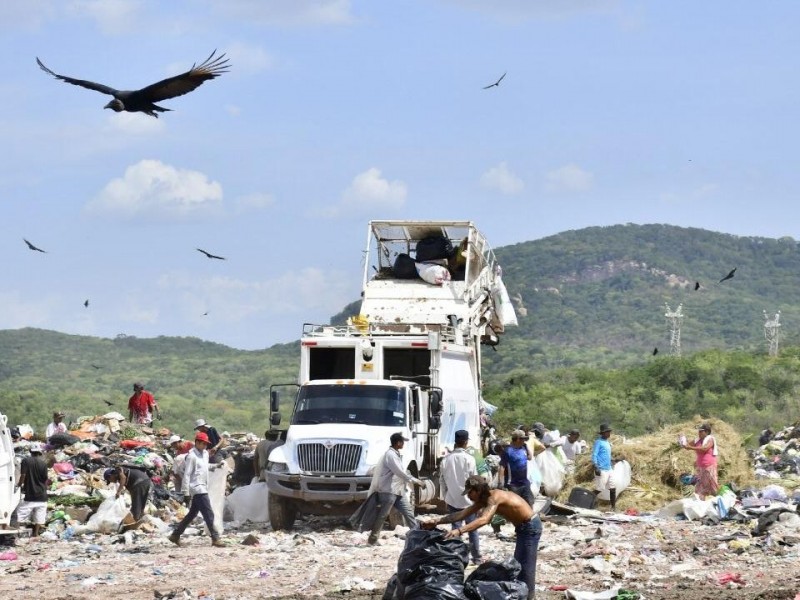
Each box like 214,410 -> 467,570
16,443 -> 48,537
194,418 -> 223,463
45,411 -> 67,441
167,435 -> 192,490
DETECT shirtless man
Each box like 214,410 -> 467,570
422,475 -> 542,599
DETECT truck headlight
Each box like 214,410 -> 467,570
268,461 -> 288,473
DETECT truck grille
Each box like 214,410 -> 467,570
297,443 -> 362,474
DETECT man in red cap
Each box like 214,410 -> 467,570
168,431 -> 224,547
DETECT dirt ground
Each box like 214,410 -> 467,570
1,510 -> 799,600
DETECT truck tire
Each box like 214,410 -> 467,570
268,494 -> 297,531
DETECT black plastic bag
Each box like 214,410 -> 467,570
383,574 -> 399,600
465,557 -> 521,583
47,433 -> 80,448
393,253 -> 419,279
415,236 -> 454,262
397,529 -> 469,585
464,580 -> 528,600
403,578 -> 465,600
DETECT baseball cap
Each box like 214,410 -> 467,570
168,435 -> 181,445
53,411 -> 65,418
532,422 -> 545,433
511,429 -> 526,440
194,418 -> 207,429
103,468 -> 116,482
454,430 -> 469,443
568,429 -> 580,436
462,474 -> 485,495
390,432 -> 409,445
195,431 -> 210,444
598,423 -> 613,434
697,423 -> 711,432
29,442 -> 43,453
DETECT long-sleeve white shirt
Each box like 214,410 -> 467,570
181,447 -> 210,496
46,422 -> 67,440
439,448 -> 477,509
375,447 -> 415,495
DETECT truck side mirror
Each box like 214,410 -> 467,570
270,390 -> 280,413
428,390 -> 443,430
270,412 -> 281,427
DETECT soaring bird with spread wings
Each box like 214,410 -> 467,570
36,51 -> 230,117
197,248 -> 226,260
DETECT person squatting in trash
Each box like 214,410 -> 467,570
104,465 -> 152,522
681,422 -> 719,500
439,429 -> 482,564
367,431 -> 423,545
423,475 -> 542,600
592,423 -> 616,511
168,431 -> 225,547
499,429 -> 535,505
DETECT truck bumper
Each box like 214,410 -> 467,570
267,473 -> 372,503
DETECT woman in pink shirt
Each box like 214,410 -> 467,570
681,423 -> 718,499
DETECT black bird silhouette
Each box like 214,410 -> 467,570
36,51 -> 230,118
91,364 -> 102,369
719,268 -> 737,283
203,311 -> 209,316
102,399 -> 114,406
652,347 -> 659,356
23,238 -> 47,253
84,299 -> 89,308
482,72 -> 506,89
196,248 -> 226,260
694,281 -> 700,291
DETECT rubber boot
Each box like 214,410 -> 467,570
609,488 -> 617,512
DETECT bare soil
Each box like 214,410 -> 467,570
1,512 -> 799,599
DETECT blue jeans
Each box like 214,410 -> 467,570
173,493 -> 219,541
514,516 -> 542,599
447,503 -> 481,560
370,492 -> 417,538
509,482 -> 535,506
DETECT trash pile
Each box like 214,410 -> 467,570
752,422 -> 800,487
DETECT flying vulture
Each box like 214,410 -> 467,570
483,72 -> 507,89
719,268 -> 737,283
36,51 -> 230,117
197,248 -> 226,260
23,238 -> 46,253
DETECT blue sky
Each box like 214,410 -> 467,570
2,1 -> 799,350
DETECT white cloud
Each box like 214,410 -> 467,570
659,183 -> 719,205
480,162 -> 524,195
225,105 -> 242,117
544,164 -> 594,193
235,192 -> 275,214
223,42 -> 275,74
0,1 -> 56,30
210,0 -> 354,26
342,168 -> 407,210
85,159 -> 224,220
66,0 -> 145,35
0,291 -> 55,328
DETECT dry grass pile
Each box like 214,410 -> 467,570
558,417 -> 754,511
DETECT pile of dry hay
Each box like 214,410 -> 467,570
559,417 -> 755,511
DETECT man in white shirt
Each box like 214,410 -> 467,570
560,430 -> 584,462
440,429 -> 482,564
367,432 -> 422,545
168,431 -> 225,547
45,411 -> 67,441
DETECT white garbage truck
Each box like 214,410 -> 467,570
0,412 -> 21,533
266,220 -> 516,530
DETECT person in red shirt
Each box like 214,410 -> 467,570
128,382 -> 160,425
169,435 -> 193,455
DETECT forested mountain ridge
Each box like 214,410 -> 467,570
487,223 -> 800,372
3,223 -> 800,436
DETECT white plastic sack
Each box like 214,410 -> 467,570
491,277 -> 518,327
761,484 -> 788,501
416,262 -> 451,285
535,449 -> 565,497
85,495 -> 128,533
598,460 -> 631,501
527,458 -> 542,494
207,462 -> 229,535
225,482 -> 269,523
656,497 -> 714,521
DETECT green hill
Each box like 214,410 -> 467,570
3,223 -> 800,438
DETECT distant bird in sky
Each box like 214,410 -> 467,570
482,72 -> 506,89
36,50 -> 230,118
203,311 -> 209,316
719,268 -> 737,283
652,347 -> 659,356
197,248 -> 226,260
23,238 -> 46,253
84,299 -> 89,308
91,364 -> 102,369
694,281 -> 701,291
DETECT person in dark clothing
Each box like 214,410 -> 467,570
194,418 -> 224,463
759,428 -> 774,447
104,466 -> 151,521
423,475 -> 542,600
17,443 -> 49,537
499,429 -> 534,506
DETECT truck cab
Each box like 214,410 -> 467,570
266,221 -> 514,530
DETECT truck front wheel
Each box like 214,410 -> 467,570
268,494 -> 297,531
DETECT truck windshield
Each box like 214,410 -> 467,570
293,385 -> 406,427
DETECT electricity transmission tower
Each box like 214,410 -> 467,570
664,303 -> 684,357
763,310 -> 781,357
